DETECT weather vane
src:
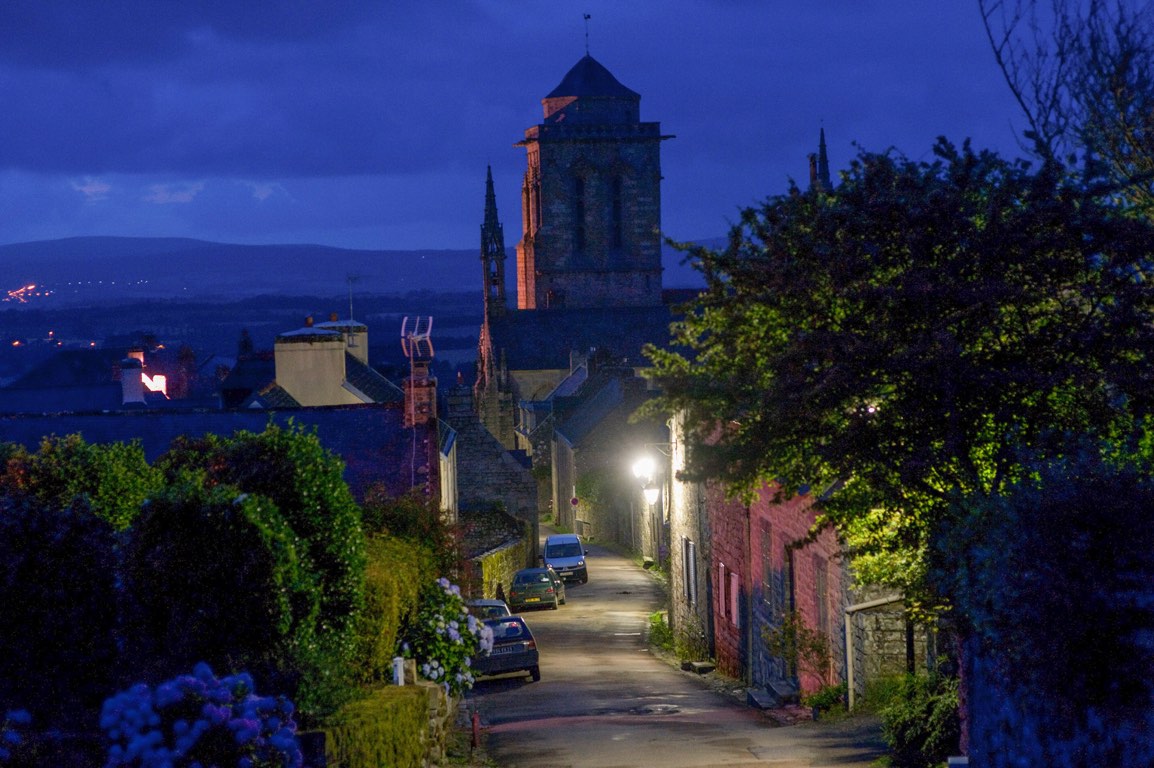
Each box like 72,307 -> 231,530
584,13 -> 591,55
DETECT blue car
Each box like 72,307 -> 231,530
472,615 -> 541,682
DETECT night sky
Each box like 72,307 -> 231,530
0,2 -> 1025,252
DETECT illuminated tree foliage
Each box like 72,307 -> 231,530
644,140 -> 1154,598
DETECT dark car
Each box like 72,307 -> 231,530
466,598 -> 512,619
471,615 -> 541,682
507,566 -> 566,611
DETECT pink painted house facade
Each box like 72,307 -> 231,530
707,481 -> 849,696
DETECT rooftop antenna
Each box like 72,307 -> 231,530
584,13 -> 591,55
346,273 -> 361,320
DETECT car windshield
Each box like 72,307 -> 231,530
487,618 -> 529,640
515,571 -> 552,584
546,542 -> 582,557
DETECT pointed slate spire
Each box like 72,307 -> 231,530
808,128 -> 833,193
817,127 -> 832,191
481,165 -> 507,317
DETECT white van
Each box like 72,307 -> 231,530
542,533 -> 588,584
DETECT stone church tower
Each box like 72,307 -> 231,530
515,54 -> 671,310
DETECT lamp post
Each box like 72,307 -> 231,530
632,455 -> 664,563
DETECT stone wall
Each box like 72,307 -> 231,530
472,539 -> 531,600
446,410 -> 539,561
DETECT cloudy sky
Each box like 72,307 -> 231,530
0,1 -> 1026,252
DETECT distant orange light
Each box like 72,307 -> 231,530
11,340 -> 21,347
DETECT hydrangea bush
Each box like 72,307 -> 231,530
100,663 -> 302,768
0,709 -> 31,764
398,578 -> 493,695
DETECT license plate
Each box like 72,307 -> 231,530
525,597 -> 540,602
491,645 -> 518,655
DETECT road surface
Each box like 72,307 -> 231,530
463,531 -> 886,767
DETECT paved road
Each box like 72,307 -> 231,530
463,531 -> 886,767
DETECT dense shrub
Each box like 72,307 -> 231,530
320,686 -> 428,768
121,482 -> 320,699
0,435 -> 158,531
935,447 -> 1154,765
879,674 -> 960,768
0,495 -> 122,722
156,423 -> 367,718
351,536 -> 433,686
361,488 -> 461,580
158,423 -> 366,636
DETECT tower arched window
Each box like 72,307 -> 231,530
574,176 -> 586,252
611,176 -> 623,249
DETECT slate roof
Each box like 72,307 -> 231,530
0,404 -> 425,500
555,377 -> 626,447
553,372 -> 667,451
546,55 -> 639,101
242,384 -> 300,409
487,305 -> 675,372
344,355 -> 404,403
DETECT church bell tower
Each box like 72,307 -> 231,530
515,54 -> 672,310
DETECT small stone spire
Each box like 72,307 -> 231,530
481,165 -> 507,318
817,127 -> 832,191
808,128 -> 833,192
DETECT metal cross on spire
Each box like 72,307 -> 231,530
584,13 -> 591,55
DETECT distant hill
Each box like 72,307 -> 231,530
0,236 -> 708,303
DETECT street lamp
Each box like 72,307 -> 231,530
632,456 -> 660,506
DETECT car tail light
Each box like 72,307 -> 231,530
526,639 -> 537,650
545,586 -> 554,594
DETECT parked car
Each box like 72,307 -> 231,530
542,533 -> 589,583
466,598 -> 512,619
472,615 -> 540,682
507,566 -> 566,611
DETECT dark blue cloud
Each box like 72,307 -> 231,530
0,1 -> 1026,250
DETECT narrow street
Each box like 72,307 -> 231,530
463,530 -> 886,767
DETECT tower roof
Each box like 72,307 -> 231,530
546,54 -> 639,100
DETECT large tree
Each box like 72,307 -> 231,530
644,140 -> 1154,600
980,0 -> 1154,215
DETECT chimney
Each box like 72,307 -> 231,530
120,358 -> 144,404
305,316 -> 314,327
330,312 -> 338,322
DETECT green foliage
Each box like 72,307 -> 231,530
157,422 -> 366,656
352,535 -> 433,686
319,685 -> 429,768
0,434 -> 159,531
879,674 -> 960,768
857,674 -> 911,715
0,495 -> 122,722
574,468 -> 613,514
645,139 -> 1154,601
762,611 -> 832,685
802,682 -> 847,713
361,487 -> 460,579
120,481 -> 320,699
934,442 -> 1154,723
647,611 -> 674,653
